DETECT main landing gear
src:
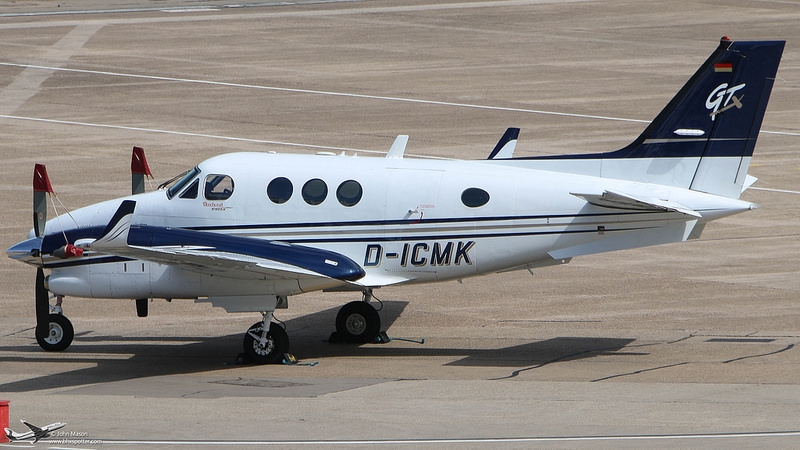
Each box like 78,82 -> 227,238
332,289 -> 382,344
35,269 -> 74,352
242,290 -> 383,364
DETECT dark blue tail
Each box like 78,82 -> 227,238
614,38 -> 784,162
520,38 -> 785,198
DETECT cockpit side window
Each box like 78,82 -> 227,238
164,166 -> 201,199
204,174 -> 234,200
179,179 -> 199,199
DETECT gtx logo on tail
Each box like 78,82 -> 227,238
706,82 -> 745,120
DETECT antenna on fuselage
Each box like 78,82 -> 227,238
386,135 -> 409,159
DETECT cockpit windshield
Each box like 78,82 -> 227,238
160,166 -> 201,199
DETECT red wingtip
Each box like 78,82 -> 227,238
131,146 -> 153,177
33,164 -> 54,193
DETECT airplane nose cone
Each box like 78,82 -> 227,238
7,237 -> 43,266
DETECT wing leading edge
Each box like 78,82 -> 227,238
88,201 -> 366,285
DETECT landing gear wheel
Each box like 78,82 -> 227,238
36,313 -> 74,352
335,301 -> 381,344
243,321 -> 289,365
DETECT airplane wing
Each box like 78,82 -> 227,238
21,421 -> 43,434
571,190 -> 701,217
87,201 -> 366,287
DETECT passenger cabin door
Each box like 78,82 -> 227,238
385,168 -> 443,222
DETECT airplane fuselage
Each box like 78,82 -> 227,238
13,151 -> 751,311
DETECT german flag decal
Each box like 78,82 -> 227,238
714,62 -> 733,72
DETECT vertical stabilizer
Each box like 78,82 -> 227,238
611,38 -> 784,198
518,38 -> 785,199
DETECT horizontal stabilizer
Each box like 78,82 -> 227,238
572,190 -> 701,218
742,174 -> 758,193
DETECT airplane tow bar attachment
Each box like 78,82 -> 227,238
373,332 -> 426,345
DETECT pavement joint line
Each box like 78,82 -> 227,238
750,187 -> 800,194
0,62 -> 654,123
591,362 -> 690,382
68,430 -> 800,445
0,113 -> 454,160
1,62 -> 797,138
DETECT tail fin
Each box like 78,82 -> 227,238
5,428 -> 22,441
524,38 -> 785,199
487,127 -> 520,159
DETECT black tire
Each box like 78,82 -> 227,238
135,298 -> 148,317
335,301 -> 381,344
243,321 -> 289,364
36,314 -> 74,352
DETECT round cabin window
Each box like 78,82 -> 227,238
461,187 -> 490,208
336,180 -> 363,207
302,178 -> 328,205
267,177 -> 293,204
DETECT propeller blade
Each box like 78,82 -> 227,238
131,146 -> 152,195
33,164 -> 53,238
35,268 -> 49,341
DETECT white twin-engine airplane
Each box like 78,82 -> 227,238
7,38 -> 785,364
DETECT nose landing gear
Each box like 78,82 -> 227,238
35,271 -> 74,352
36,312 -> 74,352
243,311 -> 289,365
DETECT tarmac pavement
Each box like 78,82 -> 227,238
1,0 -> 799,447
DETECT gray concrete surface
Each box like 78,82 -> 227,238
1,0 -> 799,447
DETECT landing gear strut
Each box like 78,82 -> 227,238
242,312 -> 289,364
35,269 -> 74,352
334,290 -> 381,344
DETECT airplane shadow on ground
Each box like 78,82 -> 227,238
0,301 -> 635,392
